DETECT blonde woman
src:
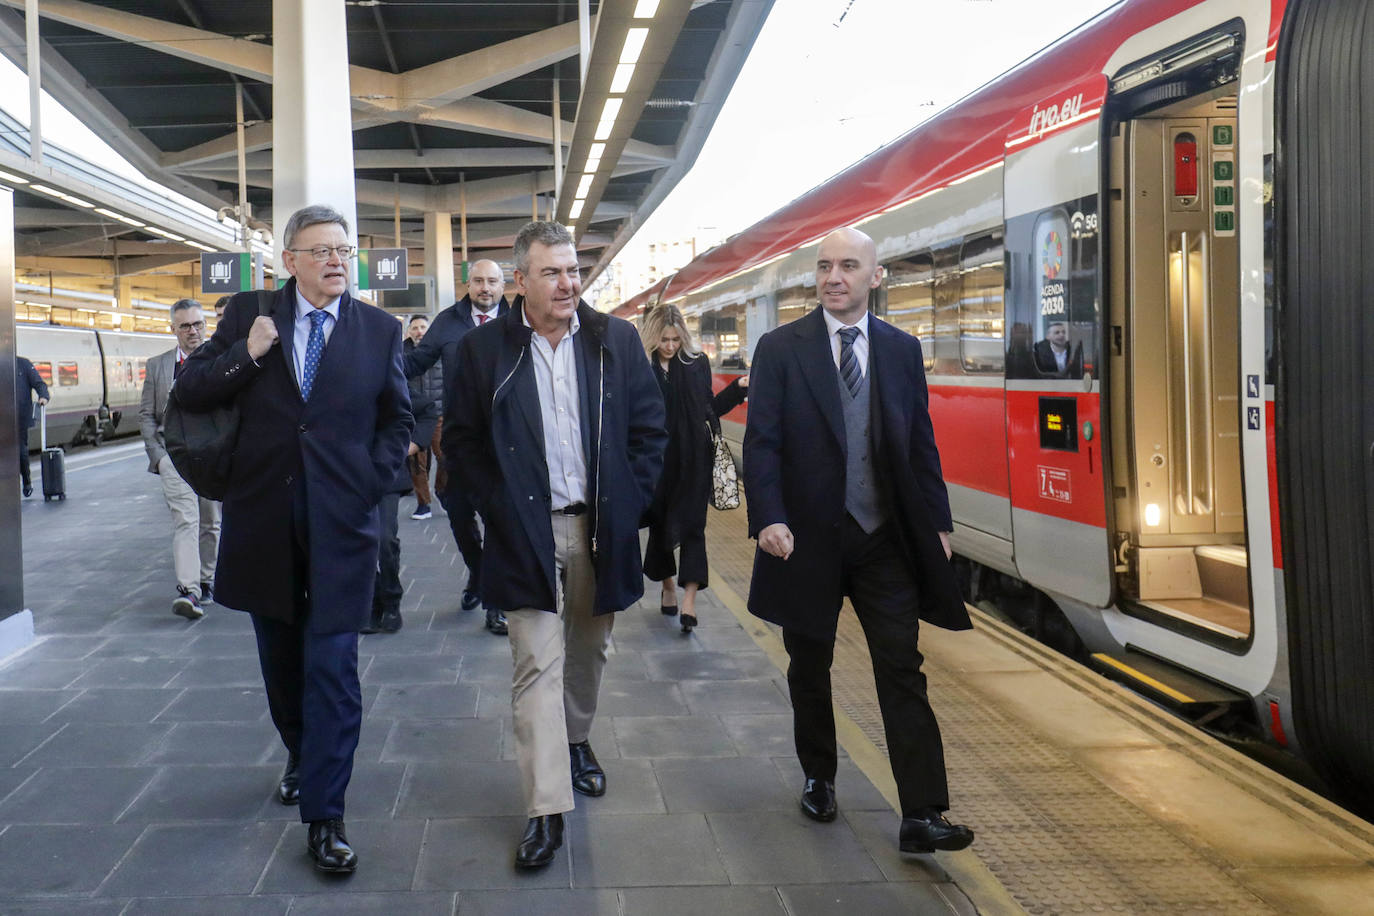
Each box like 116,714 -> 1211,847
639,305 -> 748,632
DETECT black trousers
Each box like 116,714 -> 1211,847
782,515 -> 950,815
643,518 -> 709,588
16,426 -> 30,488
440,477 -> 482,596
373,492 -> 402,616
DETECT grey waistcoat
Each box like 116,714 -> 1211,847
840,366 -> 884,533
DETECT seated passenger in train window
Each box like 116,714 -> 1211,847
1033,321 -> 1083,379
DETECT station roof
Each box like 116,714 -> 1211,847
0,0 -> 772,293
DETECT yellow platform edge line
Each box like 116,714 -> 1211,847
708,568 -> 1027,916
1090,653 -> 1195,705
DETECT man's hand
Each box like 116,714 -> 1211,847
939,531 -> 952,561
246,316 -> 279,360
407,442 -> 420,456
37,397 -> 48,406
758,522 -> 794,560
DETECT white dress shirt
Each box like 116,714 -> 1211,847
473,304 -> 499,324
292,289 -> 341,391
822,309 -> 870,377
523,307 -> 588,509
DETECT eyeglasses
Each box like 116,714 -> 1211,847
287,245 -> 356,262
175,320 -> 206,332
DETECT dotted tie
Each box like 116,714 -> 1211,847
838,326 -> 862,397
301,309 -> 328,401
477,314 -> 489,324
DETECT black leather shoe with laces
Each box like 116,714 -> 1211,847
899,810 -> 974,853
277,753 -> 300,805
461,589 -> 481,611
485,607 -> 508,635
307,818 -> 358,873
570,741 -> 606,797
514,813 -> 563,868
799,777 -> 837,822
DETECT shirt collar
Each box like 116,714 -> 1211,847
473,302 -> 499,320
822,308 -> 869,339
294,287 -> 342,323
521,303 -> 579,339
176,348 -> 190,362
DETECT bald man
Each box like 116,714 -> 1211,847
743,226 -> 975,855
404,259 -> 512,634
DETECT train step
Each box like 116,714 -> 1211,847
1089,649 -> 1249,719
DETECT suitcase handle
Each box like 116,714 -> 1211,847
40,403 -> 47,452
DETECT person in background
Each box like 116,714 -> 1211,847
1033,320 -> 1083,378
639,304 -> 747,633
404,259 -> 512,634
214,295 -> 231,322
403,313 -> 440,520
14,355 -> 49,498
743,226 -> 975,857
138,298 -> 221,620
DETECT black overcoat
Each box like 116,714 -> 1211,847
444,302 -> 666,615
649,353 -> 746,546
742,306 -> 971,639
403,294 -> 510,413
174,280 -> 413,633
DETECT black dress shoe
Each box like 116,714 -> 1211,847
307,818 -> 358,873
799,777 -> 837,822
680,612 -> 697,634
899,810 -> 974,853
278,753 -> 301,805
22,484 -> 33,498
377,609 -> 402,633
569,741 -> 606,797
461,589 -> 481,611
514,813 -> 563,868
485,607 -> 508,635
360,613 -> 383,635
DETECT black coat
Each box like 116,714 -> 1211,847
14,357 -> 48,431
404,337 -> 444,408
649,353 -> 746,546
445,302 -> 666,615
742,307 -> 970,640
174,280 -> 414,633
386,386 -> 438,495
403,294 -> 510,415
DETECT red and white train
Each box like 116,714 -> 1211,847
617,0 -> 1373,811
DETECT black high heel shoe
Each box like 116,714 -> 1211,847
660,594 -> 678,615
680,613 -> 697,634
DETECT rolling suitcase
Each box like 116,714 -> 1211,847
39,405 -> 66,502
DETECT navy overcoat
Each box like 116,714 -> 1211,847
743,306 -> 971,640
175,280 -> 413,633
445,301 -> 666,615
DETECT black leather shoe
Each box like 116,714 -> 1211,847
22,484 -> 32,498
485,607 -> 508,635
461,589 -> 481,611
800,777 -> 837,822
278,753 -> 301,805
377,610 -> 402,633
360,612 -> 383,635
899,810 -> 974,853
514,813 -> 563,868
680,613 -> 697,634
307,818 -> 358,873
569,741 -> 606,797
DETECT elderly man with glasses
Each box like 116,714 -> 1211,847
175,204 -> 413,875
139,297 -> 221,620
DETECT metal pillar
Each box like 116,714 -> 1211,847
271,0 -> 359,280
424,211 -> 455,312
0,188 -> 33,659
25,0 -> 41,162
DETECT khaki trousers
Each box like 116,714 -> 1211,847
157,454 -> 220,596
506,513 -> 613,817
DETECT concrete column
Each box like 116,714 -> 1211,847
271,0 -> 358,280
26,0 -> 40,162
0,188 -> 34,658
424,211 -> 454,312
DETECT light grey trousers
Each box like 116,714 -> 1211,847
158,454 -> 220,596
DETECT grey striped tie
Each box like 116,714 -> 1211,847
838,326 -> 861,397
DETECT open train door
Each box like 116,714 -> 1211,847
1001,74 -> 1115,609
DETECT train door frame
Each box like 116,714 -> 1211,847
1102,20 -> 1253,651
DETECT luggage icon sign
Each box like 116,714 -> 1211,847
200,252 -> 252,294
376,256 -> 400,281
358,247 -> 409,291
208,260 -> 232,284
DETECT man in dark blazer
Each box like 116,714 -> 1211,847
1032,320 -> 1083,378
743,226 -> 974,855
175,205 -> 412,875
447,221 -> 665,870
13,355 -> 49,498
404,260 -> 511,633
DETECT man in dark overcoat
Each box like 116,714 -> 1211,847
743,226 -> 975,855
14,355 -> 49,498
175,204 -> 412,874
446,221 -> 665,870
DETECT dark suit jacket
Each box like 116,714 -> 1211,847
743,307 -> 970,640
174,279 -> 413,633
403,294 -> 510,416
1032,339 -> 1083,378
14,357 -> 48,432
445,301 -> 666,615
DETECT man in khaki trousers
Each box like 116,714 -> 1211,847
139,298 -> 221,620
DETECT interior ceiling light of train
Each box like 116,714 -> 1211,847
0,0 -> 772,304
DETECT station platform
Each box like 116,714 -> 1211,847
2,444 -> 1373,914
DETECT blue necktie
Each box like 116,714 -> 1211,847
301,309 -> 328,401
838,326 -> 862,397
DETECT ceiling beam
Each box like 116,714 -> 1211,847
400,21 -> 580,109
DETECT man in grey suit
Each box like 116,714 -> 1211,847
139,298 -> 221,620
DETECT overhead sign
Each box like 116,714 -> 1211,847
200,252 -> 252,294
358,248 -> 409,291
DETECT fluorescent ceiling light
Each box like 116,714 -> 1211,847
63,194 -> 94,208
146,226 -> 186,242
570,199 -> 585,220
576,174 -> 594,198
30,184 -> 94,207
595,97 -> 623,141
589,142 -> 606,160
584,157 -> 601,173
633,0 -> 660,17
0,169 -> 29,184
95,207 -> 146,228
620,28 -> 649,65
187,241 -> 215,252
610,63 -> 636,94
29,184 -> 63,197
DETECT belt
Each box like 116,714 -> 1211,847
555,502 -> 588,516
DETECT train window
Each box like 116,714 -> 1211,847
959,233 -> 1005,373
931,245 -> 962,368
1004,199 -> 1100,380
57,362 -> 80,386
775,284 -> 815,329
698,304 -> 746,366
884,252 -> 936,370
33,362 -> 53,385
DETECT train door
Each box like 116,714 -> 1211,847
1108,76 -> 1250,644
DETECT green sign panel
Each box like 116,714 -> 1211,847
357,248 -> 409,291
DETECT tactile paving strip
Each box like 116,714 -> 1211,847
705,500 -> 1274,915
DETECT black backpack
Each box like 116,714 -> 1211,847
164,291 -> 275,501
